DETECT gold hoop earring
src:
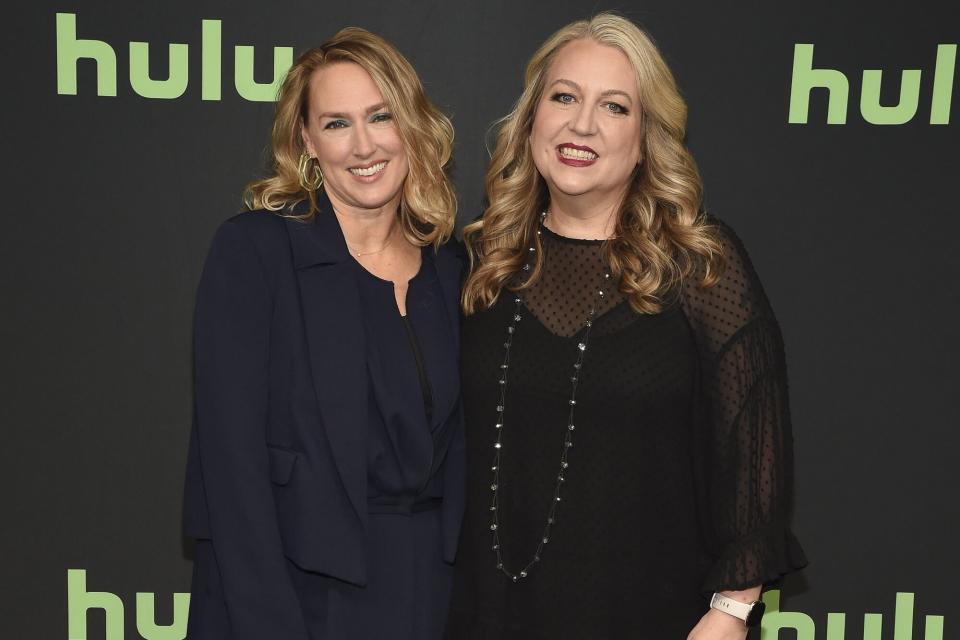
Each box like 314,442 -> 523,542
298,152 -> 324,191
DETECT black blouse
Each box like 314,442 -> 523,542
354,248 -> 459,507
446,220 -> 807,639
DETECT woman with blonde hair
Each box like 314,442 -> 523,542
447,13 -> 806,639
183,27 -> 464,640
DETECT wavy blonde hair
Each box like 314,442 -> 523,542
244,27 -> 456,247
462,13 -> 724,313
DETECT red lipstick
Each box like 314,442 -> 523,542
556,143 -> 599,167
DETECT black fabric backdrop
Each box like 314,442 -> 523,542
2,1 -> 957,638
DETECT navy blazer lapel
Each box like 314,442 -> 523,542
432,240 -> 463,347
286,194 -> 368,526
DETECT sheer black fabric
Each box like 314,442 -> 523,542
518,230 -> 628,337
680,219 -> 808,593
446,220 -> 806,639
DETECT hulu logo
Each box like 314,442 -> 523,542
788,43 -> 957,124
761,589 -> 945,640
65,571 -> 947,640
67,570 -> 188,640
55,13 -> 293,101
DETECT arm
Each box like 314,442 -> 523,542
682,221 -> 808,637
193,220 -> 309,640
699,315 -> 804,591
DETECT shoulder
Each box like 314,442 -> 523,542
207,209 -> 298,266
202,209 -> 297,291
699,213 -> 769,297
213,209 -> 291,253
680,213 -> 780,348
432,234 -> 467,288
437,234 -> 467,263
702,213 -> 752,266
434,236 -> 467,275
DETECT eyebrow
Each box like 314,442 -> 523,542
550,78 -> 634,104
318,102 -> 388,120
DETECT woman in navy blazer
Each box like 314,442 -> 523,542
182,28 -> 464,640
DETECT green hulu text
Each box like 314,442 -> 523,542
788,43 -> 957,125
761,589 -> 945,639
55,13 -> 292,101
67,569 -> 945,640
68,570 -> 188,640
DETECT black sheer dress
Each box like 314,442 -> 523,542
446,220 -> 807,639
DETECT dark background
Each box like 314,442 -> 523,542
2,1 -> 957,638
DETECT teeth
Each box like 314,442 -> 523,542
559,147 -> 598,160
349,161 -> 387,176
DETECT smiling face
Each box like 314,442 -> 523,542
300,61 -> 409,216
530,38 -> 643,211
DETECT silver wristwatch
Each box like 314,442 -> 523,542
710,592 -> 766,628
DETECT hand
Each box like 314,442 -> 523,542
686,608 -> 748,640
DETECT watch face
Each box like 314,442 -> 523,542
746,601 -> 766,628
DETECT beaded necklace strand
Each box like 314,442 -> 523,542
488,214 -> 611,582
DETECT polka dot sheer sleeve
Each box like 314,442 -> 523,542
681,218 -> 808,593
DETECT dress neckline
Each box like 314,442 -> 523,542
539,223 -> 607,246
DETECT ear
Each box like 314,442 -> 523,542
300,120 -> 316,158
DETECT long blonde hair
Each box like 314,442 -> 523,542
244,27 -> 456,248
462,13 -> 723,313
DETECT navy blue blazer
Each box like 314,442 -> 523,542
182,195 -> 465,640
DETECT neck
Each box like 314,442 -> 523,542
544,187 -> 623,240
326,189 -> 401,253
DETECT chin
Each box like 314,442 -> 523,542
550,177 -> 600,198
336,178 -> 403,207
349,188 -> 403,211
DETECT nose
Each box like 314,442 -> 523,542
569,103 -> 597,137
352,122 -> 376,158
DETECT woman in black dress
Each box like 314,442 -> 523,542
183,28 -> 464,640
447,14 -> 806,639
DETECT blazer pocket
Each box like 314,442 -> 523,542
266,445 -> 298,486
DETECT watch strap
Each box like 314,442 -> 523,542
710,592 -> 754,622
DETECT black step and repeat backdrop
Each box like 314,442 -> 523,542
2,1 -> 958,638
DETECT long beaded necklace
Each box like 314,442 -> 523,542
489,213 -> 612,582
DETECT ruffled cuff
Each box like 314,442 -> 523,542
701,521 -> 808,594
